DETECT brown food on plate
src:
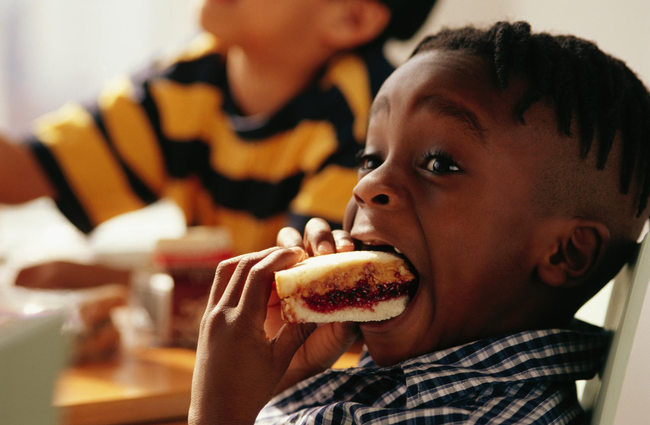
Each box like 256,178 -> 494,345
274,251 -> 415,324
74,289 -> 127,364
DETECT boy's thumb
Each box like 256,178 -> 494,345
302,322 -> 360,371
274,323 -> 318,363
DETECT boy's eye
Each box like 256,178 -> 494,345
356,151 -> 382,170
423,151 -> 461,174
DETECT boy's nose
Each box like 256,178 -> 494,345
353,170 -> 403,210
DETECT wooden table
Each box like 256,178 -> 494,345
54,345 -> 362,425
54,347 -> 195,425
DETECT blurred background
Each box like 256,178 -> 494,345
1,0 -> 649,265
2,0 -> 649,137
0,0 -> 196,268
0,0 -> 648,422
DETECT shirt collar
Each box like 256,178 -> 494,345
359,320 -> 609,384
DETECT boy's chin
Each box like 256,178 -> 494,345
358,282 -> 427,365
359,303 -> 411,334
361,325 -> 418,367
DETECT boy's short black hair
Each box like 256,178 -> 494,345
413,21 -> 650,217
379,0 -> 438,41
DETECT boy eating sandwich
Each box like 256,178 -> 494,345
190,21 -> 650,424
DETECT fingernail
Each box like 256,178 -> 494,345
290,246 -> 305,260
336,239 -> 354,248
317,241 -> 333,254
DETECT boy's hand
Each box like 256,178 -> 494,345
277,218 -> 355,256
189,247 -> 316,425
270,219 -> 360,393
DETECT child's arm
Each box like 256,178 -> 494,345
0,135 -> 135,290
14,261 -> 131,289
189,247 -> 317,425
0,134 -> 55,204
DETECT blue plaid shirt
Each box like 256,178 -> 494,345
257,321 -> 608,424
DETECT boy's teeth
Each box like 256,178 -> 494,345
395,247 -> 402,254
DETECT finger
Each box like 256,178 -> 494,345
267,282 -> 281,307
239,247 -> 304,323
208,253 -> 248,309
304,218 -> 335,256
276,227 -> 304,249
264,302 -> 284,338
219,247 -> 281,308
343,197 -> 358,233
303,322 -> 360,370
330,322 -> 361,354
332,230 -> 355,253
274,323 -> 318,367
265,283 -> 283,339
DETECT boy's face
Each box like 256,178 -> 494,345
348,50 -> 565,366
197,0 -> 329,51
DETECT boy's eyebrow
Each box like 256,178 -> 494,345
416,94 -> 487,142
369,96 -> 390,119
369,94 -> 488,143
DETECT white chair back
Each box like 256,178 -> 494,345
586,235 -> 650,424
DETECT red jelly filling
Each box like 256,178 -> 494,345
302,279 -> 410,313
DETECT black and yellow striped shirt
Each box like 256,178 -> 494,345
29,34 -> 394,255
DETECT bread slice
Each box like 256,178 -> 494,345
274,251 -> 415,323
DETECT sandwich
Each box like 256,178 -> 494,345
274,251 -> 415,323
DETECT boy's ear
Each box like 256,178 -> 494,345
322,0 -> 391,49
536,219 -> 610,288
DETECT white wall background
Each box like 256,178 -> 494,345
0,0 -> 198,138
388,0 -> 650,87
0,1 -> 648,423
0,0 -> 197,266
